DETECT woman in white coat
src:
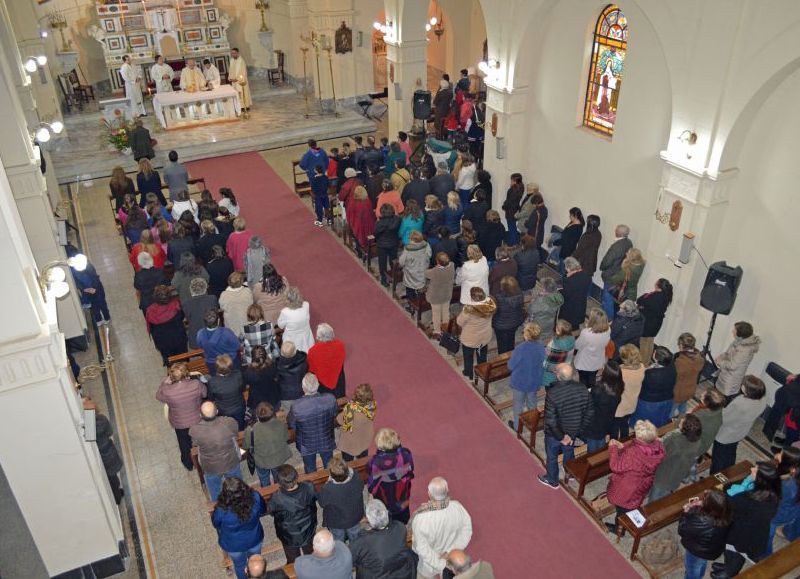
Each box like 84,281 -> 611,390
574,308 -> 611,388
456,244 -> 490,305
276,286 -> 315,352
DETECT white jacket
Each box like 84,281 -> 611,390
456,257 -> 489,304
412,500 -> 472,578
574,328 -> 610,372
277,302 -> 315,352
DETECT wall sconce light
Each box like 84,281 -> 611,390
478,58 -> 500,76
32,120 -> 65,144
38,261 -> 71,299
24,55 -> 48,73
677,129 -> 698,158
373,19 -> 394,39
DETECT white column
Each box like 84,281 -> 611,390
385,38 -> 427,135
285,0 -> 311,84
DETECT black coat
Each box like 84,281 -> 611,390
244,366 -> 280,410
464,200 -> 489,235
726,493 -> 779,558
610,312 -> 645,351
514,248 -> 539,291
502,184 -> 524,223
573,229 -> 602,275
149,309 -> 187,360
637,291 -> 670,338
525,205 -> 548,248
429,174 -> 455,203
429,237 -> 458,266
678,508 -> 730,561
95,414 -> 123,475
374,216 -> 402,250
277,352 -> 308,401
764,376 -> 800,441
544,380 -> 594,440
402,179 -> 430,208
553,222 -> 584,258
478,222 -> 506,262
129,126 -> 154,161
208,371 -> 245,418
167,237 -> 196,265
559,270 -> 592,328
267,482 -> 318,547
206,257 -> 235,297
492,292 -> 525,331
366,172 -> 386,207
318,473 -> 365,529
362,147 -> 384,172
582,386 -> 621,441
196,233 -> 227,264
350,520 -> 417,579
422,209 -> 444,239
134,267 -> 166,311
639,364 -> 677,402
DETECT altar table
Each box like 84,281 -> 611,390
152,85 -> 241,129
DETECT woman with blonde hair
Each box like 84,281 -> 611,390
422,194 -> 445,237
508,322 -> 546,429
542,319 -> 576,386
613,344 -> 646,439
574,308 -> 611,388
136,157 -> 166,206
131,228 -> 164,270
156,362 -> 206,470
455,153 -> 477,206
492,275 -> 525,354
455,219 -> 477,266
225,217 -> 252,272
479,209 -> 506,266
367,428 -> 414,523
277,286 -> 315,352
456,244 -> 489,304
109,165 -> 135,211
337,383 -> 377,461
219,271 -> 254,339
443,190 -> 463,234
608,247 -> 646,306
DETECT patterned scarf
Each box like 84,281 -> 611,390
412,498 -> 450,518
341,400 -> 376,432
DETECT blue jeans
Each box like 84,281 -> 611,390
766,515 -> 800,555
302,451 -> 333,473
256,467 -> 282,487
684,549 -> 708,579
601,283 -> 617,321
586,438 -> 607,453
544,434 -> 575,484
228,542 -> 262,579
632,399 -> 673,428
330,523 -> 362,544
511,389 -> 538,429
205,464 -> 243,502
458,188 -> 472,207
672,401 -> 688,417
506,224 -> 520,246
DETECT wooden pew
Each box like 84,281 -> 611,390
160,176 -> 207,196
292,161 -> 311,197
167,348 -> 209,374
407,286 -> 461,332
738,539 -> 800,578
473,352 -> 513,413
210,457 -> 370,570
616,461 -> 752,566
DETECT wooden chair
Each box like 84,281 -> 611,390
56,74 -> 80,113
268,50 -> 285,86
738,539 -> 800,578
292,161 -> 312,197
516,408 -> 542,452
473,352 -> 513,413
166,348 -> 209,375
68,69 -> 95,103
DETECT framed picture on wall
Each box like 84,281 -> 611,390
208,26 -> 221,40
107,36 -> 124,51
103,18 -> 117,33
205,8 -> 217,22
183,28 -> 204,42
128,34 -> 149,49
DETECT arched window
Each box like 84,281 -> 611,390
583,4 -> 628,136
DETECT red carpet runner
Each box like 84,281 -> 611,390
189,152 -> 638,578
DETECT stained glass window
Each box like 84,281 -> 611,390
583,5 -> 628,136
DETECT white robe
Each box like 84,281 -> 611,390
150,62 -> 174,93
228,56 -> 251,108
120,62 -> 146,115
179,67 -> 206,92
204,65 -> 221,89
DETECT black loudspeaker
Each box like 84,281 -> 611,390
700,261 -> 743,315
412,90 -> 431,120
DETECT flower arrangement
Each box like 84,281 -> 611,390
100,108 -> 134,153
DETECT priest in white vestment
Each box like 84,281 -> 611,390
150,55 -> 174,93
202,59 -> 221,89
120,55 -> 146,116
179,59 -> 206,92
228,48 -> 251,110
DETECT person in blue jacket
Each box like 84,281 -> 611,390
211,476 -> 267,579
507,322 -> 546,430
68,250 -> 111,325
310,165 -> 330,227
299,139 -> 329,181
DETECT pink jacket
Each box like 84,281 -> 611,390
226,229 -> 251,272
607,438 -> 665,509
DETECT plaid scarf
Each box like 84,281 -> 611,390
413,498 -> 450,518
341,400 -> 376,432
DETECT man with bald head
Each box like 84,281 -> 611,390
537,363 -> 593,489
189,401 -> 241,501
411,477 -> 472,579
444,549 -> 494,578
294,529 -> 352,579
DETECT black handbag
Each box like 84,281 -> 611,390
246,429 -> 256,476
438,318 -> 460,354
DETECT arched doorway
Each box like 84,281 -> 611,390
425,0 -> 487,91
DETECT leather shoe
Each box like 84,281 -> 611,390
711,563 -> 725,571
604,522 -> 618,534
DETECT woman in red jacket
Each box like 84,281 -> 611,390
346,186 -> 376,259
605,419 -> 665,533
307,322 -> 346,398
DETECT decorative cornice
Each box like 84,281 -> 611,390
5,162 -> 46,201
0,330 -> 64,394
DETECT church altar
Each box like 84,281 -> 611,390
152,85 -> 240,129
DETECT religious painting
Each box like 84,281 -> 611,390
205,8 -> 217,22
102,18 -> 117,32
335,22 -> 352,54
582,4 -> 628,137
128,34 -> 149,49
208,26 -> 222,40
183,28 -> 204,42
107,36 -> 124,51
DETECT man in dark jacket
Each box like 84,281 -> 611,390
299,139 -> 329,181
763,370 -> 800,444
429,162 -> 456,203
362,136 -> 384,171
559,257 -> 591,329
183,278 -> 218,349
502,173 -> 524,246
287,373 -> 337,473
351,499 -> 417,579
268,464 -> 318,563
433,80 -> 453,139
189,401 -> 241,501
318,456 -> 365,543
129,118 -> 155,161
538,364 -> 594,488
276,341 -> 309,409
599,224 -> 633,319
610,299 -> 646,353
365,164 -> 386,208
524,194 -> 548,259
402,166 -> 430,207
133,252 -> 166,312
95,411 -> 124,504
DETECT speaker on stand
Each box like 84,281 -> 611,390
699,261 -> 744,378
410,90 -> 432,162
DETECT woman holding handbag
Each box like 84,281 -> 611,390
607,248 -> 646,315
242,402 -> 291,487
155,362 -> 206,470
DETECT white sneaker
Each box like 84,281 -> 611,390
313,221 -> 324,227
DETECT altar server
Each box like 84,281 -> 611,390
179,59 -> 206,92
203,59 -> 221,89
150,54 -> 174,93
228,48 -> 251,110
121,55 -> 146,116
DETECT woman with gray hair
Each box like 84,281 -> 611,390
243,235 -> 271,289
307,323 -> 347,397
610,299 -> 645,354
277,287 -> 315,352
350,499 -> 417,577
183,277 -> 219,349
526,277 -> 564,343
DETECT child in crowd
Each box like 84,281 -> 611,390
310,165 -> 330,227
327,147 -> 339,190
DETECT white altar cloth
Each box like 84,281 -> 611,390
152,85 -> 241,129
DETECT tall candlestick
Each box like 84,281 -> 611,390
141,0 -> 149,30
